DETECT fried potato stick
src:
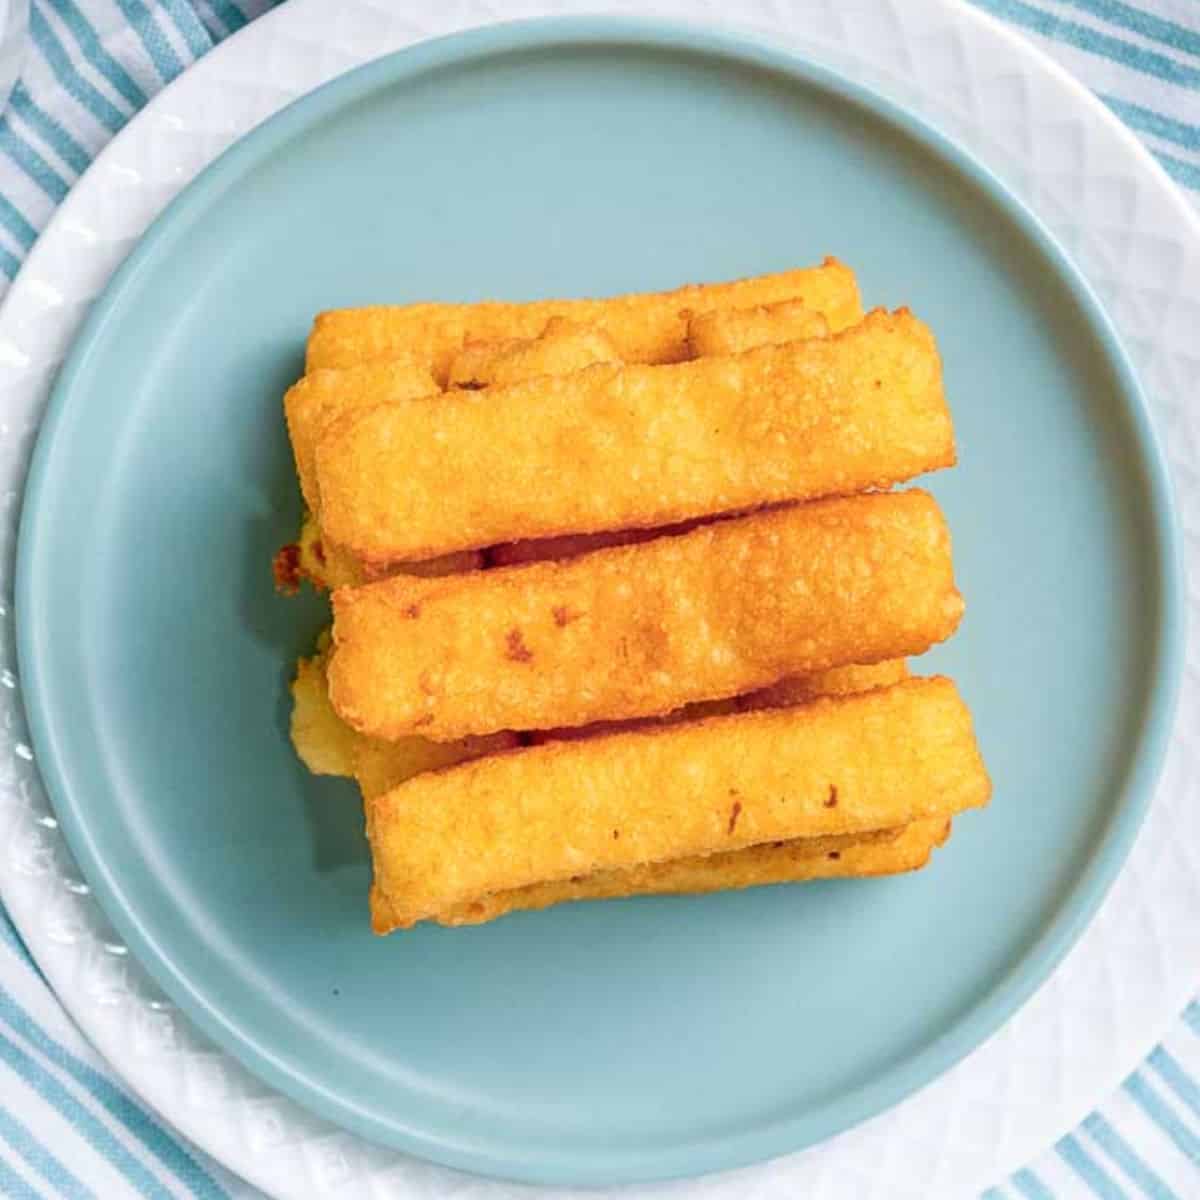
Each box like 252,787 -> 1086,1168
447,318 -> 620,389
367,676 -> 989,930
438,660 -> 913,925
289,642 -> 515,786
438,819 -> 946,926
687,299 -> 829,357
486,298 -> 829,566
328,490 -> 962,740
287,511 -> 483,591
306,258 -> 862,377
284,359 -> 437,514
741,659 -> 912,709
314,309 -> 952,564
526,660 -> 909,744
285,322 -> 619,589
279,358 -> 470,592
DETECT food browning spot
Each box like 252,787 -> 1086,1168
825,785 -> 839,808
506,628 -> 534,662
553,605 -> 578,627
612,829 -> 620,840
727,801 -> 742,835
413,714 -> 434,729
312,539 -> 326,564
404,603 -> 421,619
874,378 -> 882,388
828,851 -> 841,860
271,544 -> 301,594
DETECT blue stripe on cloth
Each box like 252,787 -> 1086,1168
1083,1112 -> 1181,1200
190,3 -> 223,39
1013,1166 -> 1057,1199
1101,95 -> 1200,153
202,0 -> 247,32
0,1025 -> 173,1200
1056,0 -> 1200,58
1058,1133 -> 1132,1199
158,0 -> 214,58
29,4 -> 127,133
0,985 -> 229,1200
1154,149 -> 1200,190
970,0 -> 1200,90
0,243 -> 20,280
0,118 -> 69,201
0,1105 -> 95,1200
0,1155 -> 47,1200
113,0 -> 185,83
9,82 -> 92,175
1185,1000 -> 1200,1035
1148,1046 -> 1200,1120
0,909 -> 39,975
983,1188 -> 1011,1199
0,192 -> 38,249
1124,1071 -> 1200,1165
42,0 -> 147,109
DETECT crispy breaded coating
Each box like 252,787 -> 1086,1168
525,660 -> 908,744
292,511 -> 482,591
447,318 -> 620,389
352,731 -> 519,800
314,309 -> 953,564
327,491 -> 962,741
284,359 -> 437,513
437,820 -> 944,926
288,639 -> 515,790
306,259 -> 862,378
484,299 -> 823,567
687,299 -> 829,357
740,659 -> 912,710
367,677 -> 989,930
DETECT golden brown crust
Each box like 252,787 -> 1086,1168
686,299 -> 829,357
740,659 -> 912,708
283,359 -> 437,513
447,318 -> 621,389
307,259 -> 862,378
327,491 -> 963,741
313,309 -> 953,563
436,820 -> 941,926
289,637 -> 516,788
293,511 -> 484,591
352,730 -> 520,800
524,660 -> 909,744
366,677 -> 990,930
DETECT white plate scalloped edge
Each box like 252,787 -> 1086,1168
0,1 -> 1197,1197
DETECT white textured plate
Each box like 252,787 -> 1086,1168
0,2 -> 1197,1197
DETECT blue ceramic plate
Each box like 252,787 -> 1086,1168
16,17 -> 1183,1187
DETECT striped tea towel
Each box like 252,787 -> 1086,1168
0,3 -> 1196,1197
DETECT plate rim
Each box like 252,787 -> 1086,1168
8,8 -> 1190,1191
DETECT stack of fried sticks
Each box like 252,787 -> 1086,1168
277,259 -> 990,934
